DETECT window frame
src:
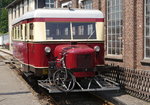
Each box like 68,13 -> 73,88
45,0 -> 55,8
22,0 -> 24,14
29,23 -> 34,40
82,0 -> 93,9
144,0 -> 150,59
45,22 -> 97,40
106,0 -> 123,56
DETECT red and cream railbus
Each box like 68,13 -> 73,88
11,9 -> 119,92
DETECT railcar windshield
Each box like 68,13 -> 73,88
46,22 -> 96,40
46,22 -> 71,40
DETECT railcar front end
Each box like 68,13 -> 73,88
12,9 -> 104,76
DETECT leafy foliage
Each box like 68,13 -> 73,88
0,0 -> 14,34
0,8 -> 8,33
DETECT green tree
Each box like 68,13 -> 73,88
0,8 -> 8,33
0,0 -> 13,8
0,0 -> 13,34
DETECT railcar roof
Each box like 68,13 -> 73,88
12,9 -> 104,25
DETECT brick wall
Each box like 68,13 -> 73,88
135,0 -> 150,71
92,0 -> 100,9
101,0 -> 149,70
135,0 -> 148,70
123,0 -> 135,69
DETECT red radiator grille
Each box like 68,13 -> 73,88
77,54 -> 93,68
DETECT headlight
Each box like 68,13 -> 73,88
94,46 -> 100,52
45,46 -> 51,53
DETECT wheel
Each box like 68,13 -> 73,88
53,69 -> 76,92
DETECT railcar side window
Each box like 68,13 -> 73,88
17,26 -> 19,39
14,27 -> 16,39
25,24 -> 27,40
46,22 -> 71,40
46,22 -> 96,40
72,22 -> 96,39
29,23 -> 34,40
15,27 -> 17,39
20,25 -> 23,40
17,26 -> 20,39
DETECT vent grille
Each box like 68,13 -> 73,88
77,54 -> 93,68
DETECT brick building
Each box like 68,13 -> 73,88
6,0 -> 150,70
101,0 -> 150,71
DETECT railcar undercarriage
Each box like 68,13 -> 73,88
38,74 -> 120,93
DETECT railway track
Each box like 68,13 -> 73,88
0,49 -> 115,105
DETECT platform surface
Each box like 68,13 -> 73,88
0,48 -> 12,55
94,90 -> 150,105
0,59 -> 41,105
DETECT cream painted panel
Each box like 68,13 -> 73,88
16,5 -> 18,18
13,8 -> 15,21
29,0 -> 35,11
8,10 -> 12,51
34,22 -> 46,41
24,0 -> 27,13
96,22 -> 104,41
8,10 -> 12,27
20,3 -> 23,16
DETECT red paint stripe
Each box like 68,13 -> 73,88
13,18 -> 104,26
31,18 -> 104,22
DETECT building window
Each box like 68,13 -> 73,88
22,0 -> 24,14
144,0 -> 150,58
11,9 -> 13,19
27,0 -> 29,11
107,0 -> 123,55
82,0 -> 93,9
45,0 -> 55,8
15,7 -> 16,18
18,5 -> 20,17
